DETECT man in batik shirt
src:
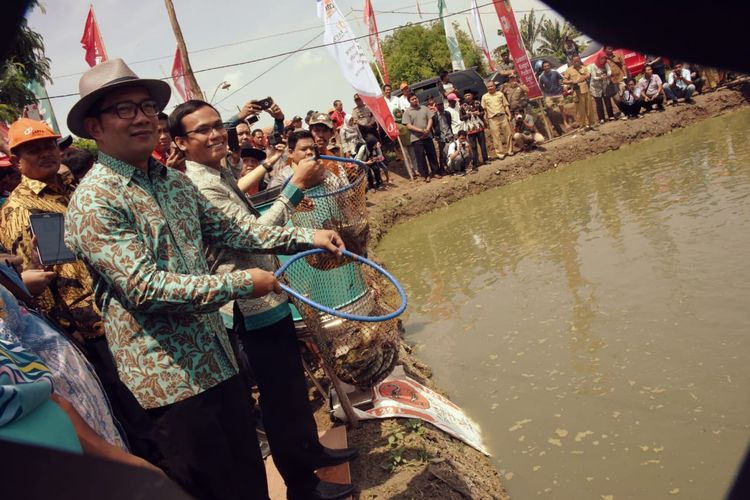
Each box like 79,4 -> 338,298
63,58 -> 344,500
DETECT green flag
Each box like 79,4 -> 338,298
438,0 -> 466,71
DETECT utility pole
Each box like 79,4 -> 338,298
163,0 -> 205,100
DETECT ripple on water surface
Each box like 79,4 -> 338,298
376,109 -> 750,499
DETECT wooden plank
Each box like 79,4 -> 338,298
265,426 -> 352,500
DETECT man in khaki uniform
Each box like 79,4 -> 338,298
481,80 -> 512,159
563,55 -> 597,130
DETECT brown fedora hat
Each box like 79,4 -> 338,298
67,58 -> 171,138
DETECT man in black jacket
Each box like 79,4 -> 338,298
431,98 -> 453,174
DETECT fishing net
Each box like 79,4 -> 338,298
276,249 -> 407,389
291,159 -> 369,260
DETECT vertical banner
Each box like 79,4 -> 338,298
438,0 -> 466,72
318,0 -> 399,140
171,47 -> 193,102
22,80 -> 61,134
491,0 -> 541,98
80,6 -> 108,67
471,0 -> 496,72
363,0 -> 390,85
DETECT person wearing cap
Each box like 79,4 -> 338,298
237,147 -> 267,195
445,93 -> 462,136
502,72 -> 529,115
397,82 -> 413,111
496,50 -> 515,85
290,115 -> 304,130
62,59 -> 345,500
481,80 -> 513,160
306,111 -> 358,180
350,93 -> 378,140
0,118 -> 109,374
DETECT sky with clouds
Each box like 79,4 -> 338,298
27,0 -> 563,136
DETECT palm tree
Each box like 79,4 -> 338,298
518,9 -> 544,57
537,18 -> 583,63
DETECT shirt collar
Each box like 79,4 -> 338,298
98,151 -> 166,182
20,174 -> 73,196
184,160 -> 222,178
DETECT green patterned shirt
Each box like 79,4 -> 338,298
64,153 -> 316,409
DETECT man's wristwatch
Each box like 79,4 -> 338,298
261,162 -> 273,172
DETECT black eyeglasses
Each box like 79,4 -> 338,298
98,99 -> 160,119
184,122 -> 226,136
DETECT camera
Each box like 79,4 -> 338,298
256,97 -> 274,111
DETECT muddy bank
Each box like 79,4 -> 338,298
367,85 -> 749,245
310,85 -> 748,500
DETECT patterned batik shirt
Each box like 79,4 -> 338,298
184,160 -> 303,331
0,175 -> 103,339
64,153 -> 316,409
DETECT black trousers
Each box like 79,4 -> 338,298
238,313 -> 322,494
642,94 -> 665,111
410,137 -> 440,178
468,131 -> 488,167
593,96 -> 615,120
145,375 -> 269,500
620,101 -> 642,117
83,336 -> 161,460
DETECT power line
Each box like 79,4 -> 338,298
41,1 -> 500,101
51,23 -> 328,80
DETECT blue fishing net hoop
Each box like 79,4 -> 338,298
274,248 -> 407,322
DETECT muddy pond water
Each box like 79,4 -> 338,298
375,109 -> 750,499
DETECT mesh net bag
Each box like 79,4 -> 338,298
291,160 -> 370,258
277,250 -> 405,389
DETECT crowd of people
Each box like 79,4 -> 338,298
0,43 -> 735,499
0,58 -> 361,500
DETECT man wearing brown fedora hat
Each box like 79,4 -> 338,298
63,58 -> 345,500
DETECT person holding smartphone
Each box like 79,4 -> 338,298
63,59 -> 346,500
0,118 -> 102,344
0,118 -> 158,459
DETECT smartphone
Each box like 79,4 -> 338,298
28,213 -> 77,266
256,97 -> 274,111
227,127 -> 240,151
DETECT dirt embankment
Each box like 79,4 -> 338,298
367,85 -> 750,245
312,85 -> 748,500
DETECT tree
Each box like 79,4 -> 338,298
519,9 -> 544,57
0,2 -> 51,123
381,22 -> 487,86
537,18 -> 583,62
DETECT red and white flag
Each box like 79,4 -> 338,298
363,0 -> 389,85
318,0 -> 398,139
171,46 -> 194,102
491,0 -> 541,98
471,0 -> 496,72
80,6 -> 108,67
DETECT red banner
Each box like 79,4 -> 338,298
491,0 -> 541,98
80,6 -> 108,67
363,0 -> 389,85
171,47 -> 193,103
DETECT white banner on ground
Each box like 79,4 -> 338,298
333,366 -> 490,455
